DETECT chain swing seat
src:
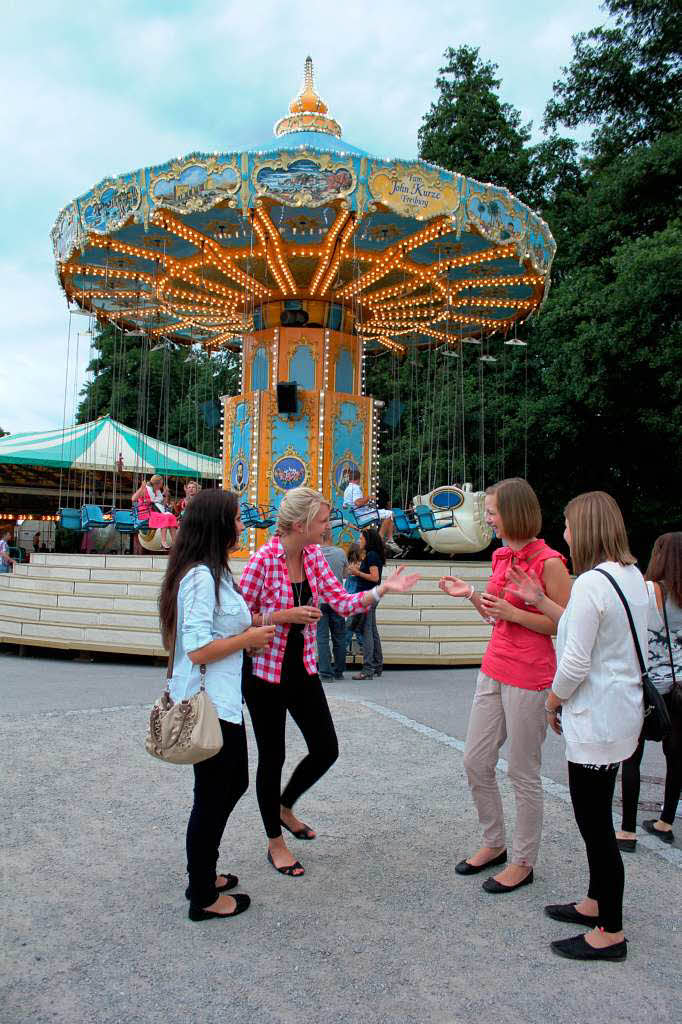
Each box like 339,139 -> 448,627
240,502 -> 276,530
113,508 -> 137,534
413,504 -> 455,532
58,508 -> 84,531
80,504 -> 114,530
391,508 -> 420,536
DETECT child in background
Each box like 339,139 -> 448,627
344,544 -> 364,657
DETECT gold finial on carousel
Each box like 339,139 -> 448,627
275,57 -> 343,139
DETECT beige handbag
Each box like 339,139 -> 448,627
145,629 -> 223,764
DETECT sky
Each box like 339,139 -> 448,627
0,0 -> 608,436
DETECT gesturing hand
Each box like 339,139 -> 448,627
505,567 -> 544,606
381,566 -> 420,593
479,592 -> 517,622
438,576 -> 471,598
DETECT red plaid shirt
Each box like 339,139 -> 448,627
239,534 -> 368,683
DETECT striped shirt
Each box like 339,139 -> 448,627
239,534 -> 368,683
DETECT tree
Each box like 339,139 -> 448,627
418,46 -> 533,201
77,325 -> 239,457
544,0 -> 682,164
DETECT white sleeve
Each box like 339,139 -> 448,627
552,576 -> 604,700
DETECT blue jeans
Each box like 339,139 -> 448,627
316,603 -> 347,677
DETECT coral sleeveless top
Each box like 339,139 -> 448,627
481,539 -> 566,690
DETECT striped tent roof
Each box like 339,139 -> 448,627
0,415 -> 221,478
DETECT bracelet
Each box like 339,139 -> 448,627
370,586 -> 382,604
466,585 -> 475,600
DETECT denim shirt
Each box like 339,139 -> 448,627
168,565 -> 251,724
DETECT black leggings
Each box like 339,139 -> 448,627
568,761 -> 624,933
621,693 -> 682,830
185,718 -> 249,907
243,650 -> 339,838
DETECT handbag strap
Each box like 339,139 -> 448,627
165,621 -> 207,692
593,568 -> 647,678
659,583 -> 677,686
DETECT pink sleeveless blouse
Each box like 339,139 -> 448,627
481,539 -> 566,690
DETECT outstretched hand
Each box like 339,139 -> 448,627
381,566 -> 420,594
505,567 -> 544,606
438,576 -> 471,598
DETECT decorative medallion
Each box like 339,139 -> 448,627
333,456 -> 360,495
466,189 -> 525,246
231,457 -> 248,493
369,166 -> 460,219
150,158 -> 239,214
429,487 -> 464,510
272,453 -> 308,491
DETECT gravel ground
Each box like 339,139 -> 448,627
1,650 -> 680,1024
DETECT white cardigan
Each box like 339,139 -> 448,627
552,562 -> 647,765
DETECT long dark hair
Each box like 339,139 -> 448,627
645,532 -> 682,608
159,489 -> 240,650
361,527 -> 386,565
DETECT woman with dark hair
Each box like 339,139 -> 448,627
439,478 -> 572,893
348,527 -> 386,680
617,531 -> 682,850
158,489 -> 275,921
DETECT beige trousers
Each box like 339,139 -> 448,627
463,671 -> 548,866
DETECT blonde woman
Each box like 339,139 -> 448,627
132,474 -> 178,548
239,486 -> 419,877
509,492 -> 647,962
439,478 -> 571,892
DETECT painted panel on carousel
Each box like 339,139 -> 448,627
332,401 -> 365,494
430,487 -> 465,510
150,158 -> 239,214
289,343 -> 316,390
252,346 -> 269,390
52,204 -> 82,261
270,411 -> 311,511
466,188 -> 526,247
230,400 -> 251,494
81,176 -> 141,235
368,164 -> 460,219
334,348 -> 354,394
253,156 -> 355,207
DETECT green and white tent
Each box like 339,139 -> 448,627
0,415 -> 221,478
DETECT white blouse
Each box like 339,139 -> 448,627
553,562 -> 647,765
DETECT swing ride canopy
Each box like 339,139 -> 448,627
51,58 -> 556,356
0,415 -> 221,477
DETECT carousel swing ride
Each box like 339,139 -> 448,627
51,57 -> 555,556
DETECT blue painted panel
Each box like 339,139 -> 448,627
335,348 -> 354,394
269,412 -> 311,516
431,489 -> 464,510
331,400 -> 365,500
252,347 -> 269,390
230,400 -> 251,494
289,345 -> 316,390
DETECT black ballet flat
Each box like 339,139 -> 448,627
545,902 -> 600,927
280,819 -> 316,840
642,819 -> 674,843
551,933 -> 627,962
482,869 -> 533,893
455,850 -> 507,875
188,893 -> 250,922
267,850 -> 304,876
185,873 -> 238,901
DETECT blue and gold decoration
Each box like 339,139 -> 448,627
51,56 -> 556,554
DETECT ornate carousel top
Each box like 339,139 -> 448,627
52,58 -> 555,354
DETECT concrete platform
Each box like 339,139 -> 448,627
0,553 -> 493,665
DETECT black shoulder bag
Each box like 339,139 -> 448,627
594,568 -> 671,742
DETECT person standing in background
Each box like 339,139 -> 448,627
317,528 -> 348,681
0,529 -> 15,573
